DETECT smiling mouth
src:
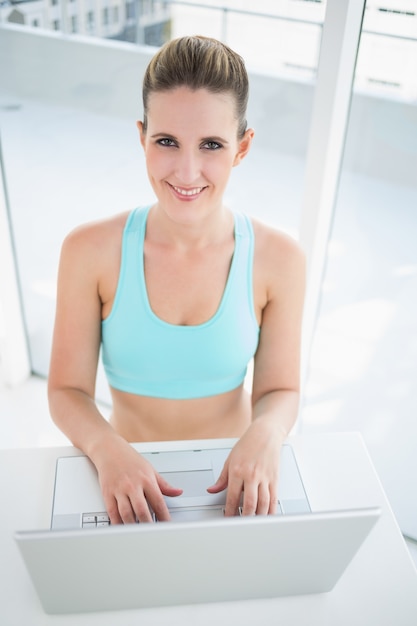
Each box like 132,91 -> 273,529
169,183 -> 207,197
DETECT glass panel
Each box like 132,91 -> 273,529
303,0 -> 417,538
170,4 -> 224,40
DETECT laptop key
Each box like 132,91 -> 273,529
221,507 -> 244,516
82,512 -> 110,528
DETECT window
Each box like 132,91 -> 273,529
126,1 -> 135,20
86,10 -> 95,32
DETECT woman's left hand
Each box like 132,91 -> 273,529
207,420 -> 283,516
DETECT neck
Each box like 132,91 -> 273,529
147,204 -> 234,250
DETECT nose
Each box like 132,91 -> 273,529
175,148 -> 201,185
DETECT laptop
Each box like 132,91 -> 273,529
15,440 -> 380,615
50,441 -> 312,529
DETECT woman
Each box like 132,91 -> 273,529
48,35 -> 305,524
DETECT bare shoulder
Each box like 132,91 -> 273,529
60,211 -> 130,274
251,217 -> 306,288
62,211 -> 129,255
250,217 -> 305,332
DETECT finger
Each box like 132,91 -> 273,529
147,489 -> 172,522
118,494 -> 148,524
157,474 -> 183,498
154,475 -> 182,521
106,497 -> 123,525
241,482 -> 258,516
206,464 -> 229,494
255,483 -> 270,516
224,476 -> 243,517
206,479 -> 228,494
268,486 -> 278,515
132,500 -> 154,523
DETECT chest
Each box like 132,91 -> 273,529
143,240 -> 235,326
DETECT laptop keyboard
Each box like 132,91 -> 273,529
82,513 -> 111,528
81,502 -> 285,528
81,508 -> 228,527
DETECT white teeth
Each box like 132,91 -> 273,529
172,186 -> 203,196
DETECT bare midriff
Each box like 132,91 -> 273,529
108,384 -> 252,443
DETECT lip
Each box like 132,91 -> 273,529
167,182 -> 207,200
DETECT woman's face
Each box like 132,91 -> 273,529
138,87 -> 253,225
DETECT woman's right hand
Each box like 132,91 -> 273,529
92,437 -> 183,524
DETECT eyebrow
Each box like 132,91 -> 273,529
150,132 -> 230,145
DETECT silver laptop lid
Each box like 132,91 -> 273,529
15,507 -> 381,614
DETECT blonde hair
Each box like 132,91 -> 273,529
142,35 -> 249,139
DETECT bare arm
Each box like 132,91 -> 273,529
208,224 -> 306,515
48,224 -> 110,449
48,221 -> 181,523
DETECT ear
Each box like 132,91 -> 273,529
136,120 -> 146,149
233,128 -> 255,167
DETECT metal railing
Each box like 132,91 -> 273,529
1,0 -> 416,98
163,0 -> 324,43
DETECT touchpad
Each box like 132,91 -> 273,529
169,507 -> 224,523
160,469 -> 214,497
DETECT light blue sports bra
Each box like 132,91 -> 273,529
101,207 -> 260,399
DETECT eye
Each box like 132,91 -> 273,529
202,140 -> 222,151
157,138 -> 177,147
